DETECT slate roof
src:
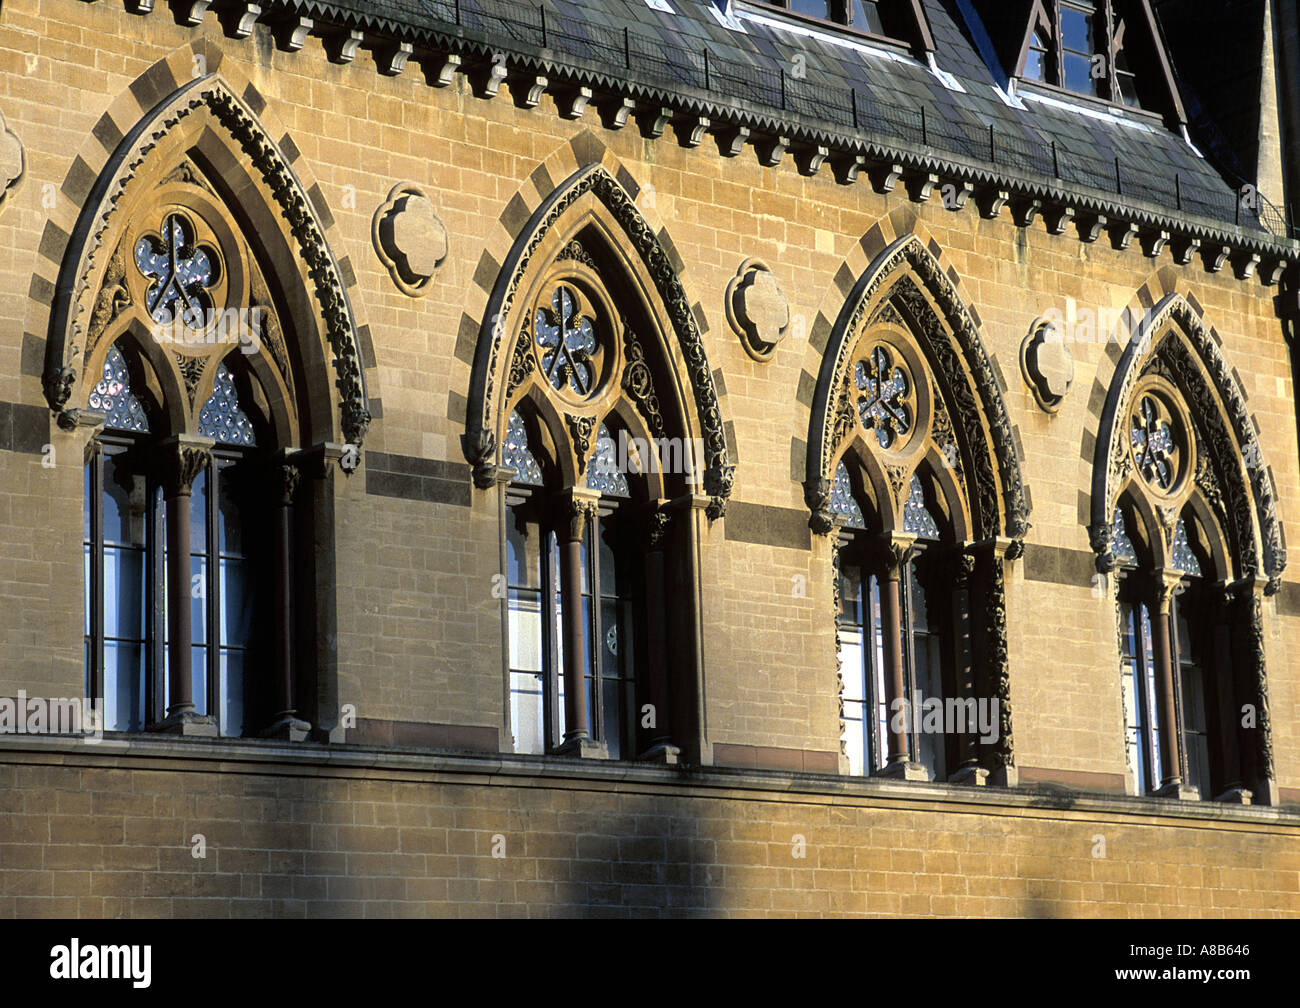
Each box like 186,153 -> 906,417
278,0 -> 1296,259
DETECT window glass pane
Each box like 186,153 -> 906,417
190,467 -> 209,555
1111,507 -> 1138,566
102,453 -> 145,547
104,640 -> 144,731
1141,605 -> 1160,783
790,0 -> 831,19
503,409 -> 543,486
1180,663 -> 1211,796
84,462 -> 92,543
1060,5 -> 1093,52
84,543 -> 92,640
511,670 -> 545,754
831,462 -> 865,529
91,345 -> 150,433
219,650 -> 245,739
219,557 -> 251,647
598,520 -> 620,599
850,0 -> 884,33
1024,47 -> 1045,81
103,546 -> 145,640
903,476 -> 941,539
870,575 -> 888,769
508,593 -> 543,673
506,510 -> 542,590
217,461 -> 244,557
191,645 -> 207,717
190,556 -> 208,645
838,560 -> 863,624
601,676 -> 625,761
1063,52 -> 1097,94
587,425 -> 629,497
1171,518 -> 1203,576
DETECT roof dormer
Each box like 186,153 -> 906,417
980,0 -> 1187,126
756,1 -> 935,56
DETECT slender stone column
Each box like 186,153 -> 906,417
264,458 -> 311,741
1152,569 -> 1192,797
875,532 -> 926,780
155,435 -> 216,736
639,508 -> 680,764
555,488 -> 601,757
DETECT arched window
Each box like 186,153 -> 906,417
1105,374 -> 1252,801
806,236 -> 1029,787
49,80 -> 373,746
494,234 -> 696,763
72,156 -> 327,741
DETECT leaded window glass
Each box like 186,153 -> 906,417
1111,506 -> 1138,566
831,462 -> 865,529
91,345 -> 150,433
586,424 -> 629,497
1171,516 -> 1202,576
855,346 -> 912,450
134,211 -> 219,328
198,361 -> 256,446
534,285 -> 598,398
903,475 -> 940,539
503,409 -> 543,486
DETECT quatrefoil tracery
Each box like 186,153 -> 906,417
134,211 -> 221,329
854,344 -> 914,450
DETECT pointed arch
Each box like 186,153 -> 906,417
809,231 -> 1028,782
459,158 -> 734,519
1087,292 -> 1286,591
804,233 -> 1031,550
39,46 -> 375,457
1091,292 -> 1284,802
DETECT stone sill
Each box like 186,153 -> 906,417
1,733 -> 1297,830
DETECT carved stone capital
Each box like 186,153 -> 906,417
557,488 -> 600,541
157,435 -> 213,495
876,532 -> 917,580
279,463 -> 302,506
646,508 -> 671,551
1152,568 -> 1184,614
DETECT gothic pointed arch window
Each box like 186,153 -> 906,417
59,92 -> 363,742
808,236 -> 1029,786
466,166 -> 732,765
1104,377 -> 1252,802
1092,295 -> 1285,804
494,234 -> 695,764
824,319 -> 984,784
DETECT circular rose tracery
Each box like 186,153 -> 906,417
1128,390 -> 1187,494
535,283 -> 601,399
855,344 -> 913,450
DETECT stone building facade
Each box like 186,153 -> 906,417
0,0 -> 1298,916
